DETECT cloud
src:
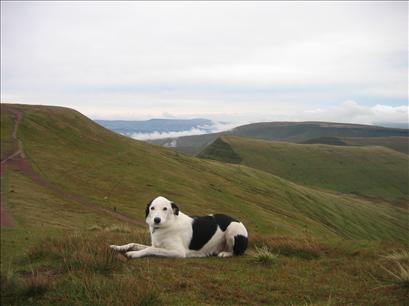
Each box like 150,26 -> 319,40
301,101 -> 408,125
124,100 -> 407,141
128,121 -> 240,140
129,128 -> 208,140
1,2 -> 407,121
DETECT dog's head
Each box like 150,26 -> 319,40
145,196 -> 179,229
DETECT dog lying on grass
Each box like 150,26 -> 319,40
110,196 -> 248,258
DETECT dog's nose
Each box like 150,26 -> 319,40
154,217 -> 161,224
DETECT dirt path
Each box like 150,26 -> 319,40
1,108 -> 144,227
0,108 -> 22,227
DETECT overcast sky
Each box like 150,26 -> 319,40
1,1 -> 408,125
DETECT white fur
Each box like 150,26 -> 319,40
110,196 -> 248,259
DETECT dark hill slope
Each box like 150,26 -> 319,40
199,136 -> 409,204
231,121 -> 408,142
0,104 -> 406,244
301,136 -> 347,146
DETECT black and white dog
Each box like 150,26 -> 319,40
110,196 -> 248,258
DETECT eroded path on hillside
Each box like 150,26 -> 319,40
1,108 -> 144,227
0,109 -> 22,227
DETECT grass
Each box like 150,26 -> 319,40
380,249 -> 409,289
2,231 -> 409,305
0,105 -> 16,160
25,233 -> 123,275
88,224 -> 133,233
199,135 -> 409,203
251,234 -> 323,260
253,246 -> 278,265
341,136 -> 409,155
383,250 -> 409,262
381,261 -> 409,288
1,103 -> 408,304
198,137 -> 242,163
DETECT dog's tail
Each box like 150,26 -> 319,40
233,235 -> 248,255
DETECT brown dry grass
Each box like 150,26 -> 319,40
250,233 -> 324,260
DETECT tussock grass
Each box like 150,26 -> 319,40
380,249 -> 409,288
104,224 -> 132,233
5,232 -> 161,305
252,246 -> 278,266
382,249 -> 409,262
0,268 -> 51,304
381,261 -> 409,288
66,273 -> 161,306
26,232 -> 125,275
3,232 -> 409,305
88,224 -> 104,231
88,224 -> 132,233
251,234 -> 323,260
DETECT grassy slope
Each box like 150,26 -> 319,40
0,107 -> 16,160
341,136 -> 409,155
199,136 -> 409,204
301,135 -> 409,155
5,104 -> 407,241
1,104 -> 408,305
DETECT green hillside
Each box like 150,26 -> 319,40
302,136 -> 409,155
341,136 -> 409,155
199,136 -> 409,204
1,104 -> 408,305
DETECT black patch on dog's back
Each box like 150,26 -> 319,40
213,214 -> 237,231
233,235 -> 248,255
189,216 -> 218,250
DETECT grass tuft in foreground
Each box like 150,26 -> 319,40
253,246 -> 278,266
380,250 -> 409,289
383,249 -> 409,262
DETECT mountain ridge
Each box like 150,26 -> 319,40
150,120 -> 408,155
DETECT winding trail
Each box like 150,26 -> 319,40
1,108 -> 144,227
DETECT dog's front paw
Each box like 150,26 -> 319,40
125,251 -> 140,259
110,245 -> 120,251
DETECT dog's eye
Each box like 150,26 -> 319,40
151,207 -> 155,210
163,207 -> 167,211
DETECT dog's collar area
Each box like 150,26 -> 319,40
152,226 -> 161,233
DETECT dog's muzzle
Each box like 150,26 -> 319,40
154,217 -> 161,224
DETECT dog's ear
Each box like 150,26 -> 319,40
145,200 -> 153,218
171,202 -> 179,216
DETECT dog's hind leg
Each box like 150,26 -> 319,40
222,221 -> 248,256
110,243 -> 149,252
218,251 -> 233,258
